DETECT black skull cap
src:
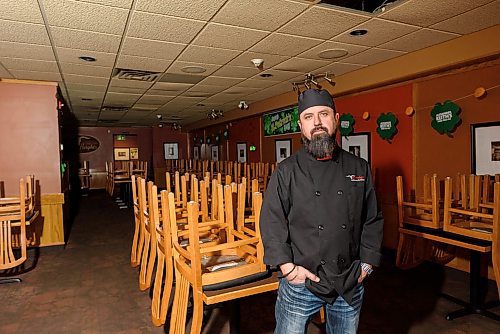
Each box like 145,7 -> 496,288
298,89 -> 335,115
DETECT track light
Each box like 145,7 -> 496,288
292,73 -> 336,95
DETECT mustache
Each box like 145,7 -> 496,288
311,126 -> 329,135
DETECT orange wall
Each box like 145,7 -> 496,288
0,82 -> 61,195
414,63 -> 500,188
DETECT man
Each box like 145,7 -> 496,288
260,89 -> 384,334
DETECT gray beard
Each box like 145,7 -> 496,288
302,132 -> 336,159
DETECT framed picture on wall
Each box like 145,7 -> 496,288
114,148 -> 130,161
129,147 -> 139,160
211,145 -> 219,161
275,139 -> 292,163
237,142 -> 247,163
471,121 -> 500,175
164,142 -> 179,160
193,146 -> 199,160
341,132 -> 371,164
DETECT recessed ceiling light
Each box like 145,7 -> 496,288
349,29 -> 368,36
318,49 -> 349,59
260,73 -> 273,78
181,66 -> 207,74
79,56 -> 96,62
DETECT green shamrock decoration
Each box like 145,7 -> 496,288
193,136 -> 197,144
223,129 -> 230,140
339,113 -> 355,136
431,100 -> 461,136
376,112 -> 398,141
199,137 -> 204,144
206,136 -> 212,145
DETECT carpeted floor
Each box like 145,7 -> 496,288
1,190 -> 499,333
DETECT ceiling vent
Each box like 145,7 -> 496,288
113,68 -> 162,82
318,0 -> 400,13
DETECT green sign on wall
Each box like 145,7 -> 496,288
431,100 -> 461,135
263,106 -> 300,137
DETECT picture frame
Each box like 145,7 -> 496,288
275,139 -> 292,163
164,142 -> 179,160
193,146 -> 199,160
129,147 -> 139,160
211,145 -> 219,161
237,142 -> 247,163
471,121 -> 500,175
341,132 -> 371,165
114,148 -> 130,161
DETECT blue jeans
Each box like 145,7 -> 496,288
275,279 -> 364,334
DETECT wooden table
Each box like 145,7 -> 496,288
400,224 -> 499,321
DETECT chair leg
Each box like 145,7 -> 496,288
190,290 -> 204,334
130,219 -> 141,267
0,277 -> 22,284
151,254 -> 165,326
170,272 -> 190,334
139,234 -> 151,291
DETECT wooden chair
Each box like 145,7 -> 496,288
137,178 -> 157,291
150,186 -> 174,326
168,186 -> 277,334
0,177 -> 37,284
78,160 -> 91,190
108,161 -> 132,197
130,175 -> 143,268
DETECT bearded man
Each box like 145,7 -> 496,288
260,89 -> 384,334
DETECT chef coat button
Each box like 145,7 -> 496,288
315,191 -> 321,196
337,190 -> 343,195
318,225 -> 324,230
339,258 -> 345,264
320,260 -> 326,265
341,224 -> 347,229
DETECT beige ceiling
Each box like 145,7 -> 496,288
0,0 -> 498,127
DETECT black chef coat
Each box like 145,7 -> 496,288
260,146 -> 384,304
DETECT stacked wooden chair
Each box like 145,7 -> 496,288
0,176 -> 38,284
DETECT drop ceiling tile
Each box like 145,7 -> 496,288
379,28 -> 459,52
212,0 -> 307,31
192,23 -> 268,51
107,86 -> 147,94
244,89 -> 281,101
71,101 -> 104,110
178,45 -> 241,64
116,55 -> 172,72
0,0 -> 44,23
341,48 -> 406,66
0,41 -> 55,61
278,6 -> 369,39
136,95 -> 175,104
249,33 -> 323,57
109,78 -> 152,89
251,69 -> 303,81
228,52 -> 289,69
51,27 -> 121,53
312,62 -> 366,77
222,86 -> 261,95
297,41 -> 368,61
430,1 -> 500,35
201,93 -> 239,104
0,63 -> 13,78
43,0 -> 128,35
56,47 -> 117,66
68,90 -> 105,100
332,18 -> 419,47
150,82 -> 193,92
234,78 -> 281,89
10,70 -> 61,81
185,84 -> 228,94
0,20 -> 50,45
380,0 -> 492,27
265,81 -> 294,94
272,57 -> 330,73
121,37 -> 186,60
60,62 -> 112,77
128,11 -> 205,44
212,65 -> 260,78
166,61 -> 221,76
0,57 -> 58,72
76,0 -> 133,9
104,92 -> 142,105
64,74 -> 109,85
135,0 -> 226,21
65,83 -> 106,91
197,76 -> 245,87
